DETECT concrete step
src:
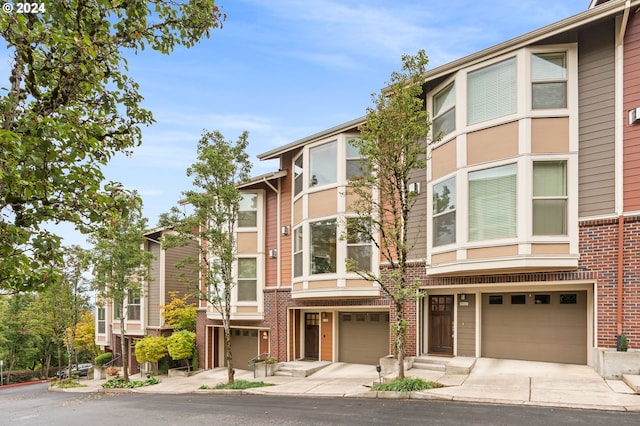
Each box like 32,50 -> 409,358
622,374 -> 640,393
412,356 -> 477,375
411,362 -> 446,372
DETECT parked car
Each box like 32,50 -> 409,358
57,363 -> 93,379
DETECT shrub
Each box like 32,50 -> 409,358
370,377 -> 442,392
214,380 -> 272,390
94,352 -> 113,367
101,377 -> 160,389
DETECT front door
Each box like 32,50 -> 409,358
429,295 -> 454,355
305,313 -> 319,359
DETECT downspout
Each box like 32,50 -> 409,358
615,0 -> 631,336
262,176 -> 281,359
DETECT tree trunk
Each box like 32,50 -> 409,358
120,314 -> 129,382
224,320 -> 234,384
396,304 -> 405,380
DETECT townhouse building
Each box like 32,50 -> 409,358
95,227 -> 198,373
195,0 -> 640,372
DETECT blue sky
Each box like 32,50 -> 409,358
6,0 -> 589,247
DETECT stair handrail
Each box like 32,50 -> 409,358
249,352 -> 271,378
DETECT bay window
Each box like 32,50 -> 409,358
97,307 -> 106,334
532,52 -> 567,109
128,290 -> 140,321
433,83 -> 456,137
433,177 -> 456,246
310,219 -> 337,274
346,218 -> 372,271
309,141 -> 337,187
294,154 -> 303,196
346,138 -> 367,180
237,257 -> 257,302
468,57 -> 516,125
293,226 -> 303,277
469,164 -> 517,241
533,161 -> 567,235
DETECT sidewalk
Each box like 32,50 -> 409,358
54,358 -> 640,412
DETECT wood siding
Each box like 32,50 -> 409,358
265,188 -> 278,287
578,19 -> 616,217
281,151 -> 295,286
147,241 -> 161,327
624,13 -> 640,211
165,243 -> 199,304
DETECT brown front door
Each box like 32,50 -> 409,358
429,295 -> 454,355
305,313 -> 319,360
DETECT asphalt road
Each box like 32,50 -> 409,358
2,383 -> 640,426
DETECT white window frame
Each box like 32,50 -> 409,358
346,217 -> 372,272
236,256 -> 258,303
238,193 -> 258,228
432,82 -> 456,139
467,56 -> 517,126
531,51 -> 567,110
97,307 -> 106,334
127,290 -> 141,321
432,176 -> 456,247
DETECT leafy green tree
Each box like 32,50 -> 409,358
92,194 -> 153,383
0,0 -> 225,293
0,293 -> 38,382
160,291 -> 197,332
135,335 -> 168,373
167,330 -> 196,372
347,50 -> 433,379
160,130 -> 252,384
72,310 -> 99,363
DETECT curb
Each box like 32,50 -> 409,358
0,379 -> 51,389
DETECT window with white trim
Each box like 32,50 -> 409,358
310,219 -> 337,274
346,217 -> 372,271
293,226 -> 303,278
346,138 -> 368,180
238,193 -> 257,227
294,154 -> 303,196
128,290 -> 140,321
97,307 -> 106,334
468,57 -> 516,125
237,257 -> 257,302
532,52 -> 567,109
533,161 -> 567,235
309,141 -> 337,187
433,177 -> 456,246
433,83 -> 455,137
468,163 -> 517,241
113,301 -> 121,320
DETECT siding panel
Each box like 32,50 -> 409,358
147,241 -> 161,327
624,13 -> 640,211
578,20 -> 616,217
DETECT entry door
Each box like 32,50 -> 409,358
305,313 -> 320,359
429,295 -> 454,355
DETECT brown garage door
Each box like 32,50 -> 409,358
482,291 -> 587,364
228,328 -> 259,370
338,312 -> 390,365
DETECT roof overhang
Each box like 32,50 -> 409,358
257,116 -> 365,161
237,169 -> 288,189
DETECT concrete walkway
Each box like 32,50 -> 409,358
55,358 -> 640,412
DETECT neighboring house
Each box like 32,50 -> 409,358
195,0 -> 640,371
95,227 -> 198,374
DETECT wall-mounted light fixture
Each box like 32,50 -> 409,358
281,226 -> 290,236
269,249 -> 277,258
629,108 -> 640,125
408,182 -> 421,194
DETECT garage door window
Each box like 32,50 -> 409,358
534,294 -> 550,304
511,294 -> 526,304
560,294 -> 577,304
488,295 -> 503,305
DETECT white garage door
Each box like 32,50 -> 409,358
482,291 -> 587,364
338,312 -> 390,365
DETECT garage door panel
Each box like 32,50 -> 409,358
229,329 -> 259,370
482,291 -> 587,364
339,312 -> 389,365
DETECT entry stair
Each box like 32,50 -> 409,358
622,374 -> 640,394
411,355 -> 477,375
273,360 -> 332,378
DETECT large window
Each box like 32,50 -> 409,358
433,177 -> 456,246
237,257 -> 257,302
310,219 -> 337,274
433,83 -> 455,137
533,161 -> 567,235
294,154 -> 303,196
468,58 -> 516,125
113,301 -> 121,320
97,307 -> 106,334
293,226 -> 303,277
469,164 -> 517,241
532,52 -> 567,109
238,193 -> 257,227
309,141 -> 337,187
346,218 -> 372,271
128,290 -> 140,321
346,138 -> 367,180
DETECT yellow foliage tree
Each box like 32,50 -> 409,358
160,292 -> 197,332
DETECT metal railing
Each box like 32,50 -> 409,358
248,352 -> 272,378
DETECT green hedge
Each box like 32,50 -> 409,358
94,352 -> 113,367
